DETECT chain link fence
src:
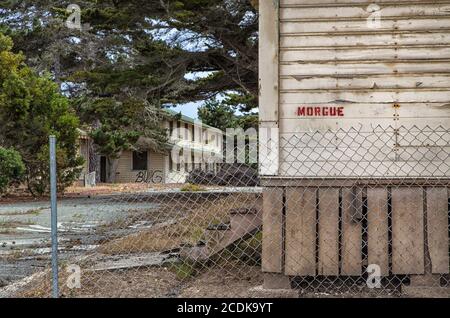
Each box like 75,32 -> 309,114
1,125 -> 449,298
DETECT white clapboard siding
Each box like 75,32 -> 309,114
280,47 -> 450,63
281,33 -> 450,48
281,103 -> 450,120
281,75 -> 450,91
279,160 -> 450,178
280,118 -> 397,133
281,0 -> 450,6
280,131 -> 395,149
281,147 -> 397,163
280,62 -> 450,77
280,91 -> 450,104
397,130 -> 450,147
397,118 -> 450,130
259,0 -> 450,178
281,19 -> 450,34
281,103 -> 397,119
280,4 -> 450,20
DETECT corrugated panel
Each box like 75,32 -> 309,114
277,0 -> 450,178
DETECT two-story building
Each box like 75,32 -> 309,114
77,109 -> 224,185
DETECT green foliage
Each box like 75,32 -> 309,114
0,33 -> 83,195
0,147 -> 25,194
221,92 -> 258,114
69,39 -> 176,182
168,262 -> 198,280
4,0 -> 259,114
198,100 -> 238,132
198,98 -> 258,132
1,1 -> 260,186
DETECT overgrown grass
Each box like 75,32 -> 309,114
14,193 -> 263,298
169,262 -> 198,280
180,183 -> 206,192
96,193 -> 260,255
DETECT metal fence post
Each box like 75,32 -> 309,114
49,135 -> 59,298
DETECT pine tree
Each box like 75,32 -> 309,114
0,33 -> 83,195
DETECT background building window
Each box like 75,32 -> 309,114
177,121 -> 182,139
133,151 -> 148,171
203,129 -> 208,144
169,121 -> 173,139
177,148 -> 183,171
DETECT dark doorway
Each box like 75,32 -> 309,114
100,156 -> 107,183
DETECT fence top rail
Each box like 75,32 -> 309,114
261,177 -> 450,187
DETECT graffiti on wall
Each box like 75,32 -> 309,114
135,170 -> 163,184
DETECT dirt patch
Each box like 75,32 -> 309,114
17,266 -> 181,298
15,262 -> 262,298
178,264 -> 262,298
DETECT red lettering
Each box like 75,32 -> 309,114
297,107 -> 306,116
297,106 -> 345,117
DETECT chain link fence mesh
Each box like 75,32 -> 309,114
1,125 -> 449,298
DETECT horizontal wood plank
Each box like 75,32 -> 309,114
281,0 -> 450,6
281,33 -> 450,48
280,62 -> 450,77
281,47 -> 450,63
280,4 -> 450,20
281,18 -> 450,34
279,161 -> 450,178
280,91 -> 450,104
280,103 -> 450,119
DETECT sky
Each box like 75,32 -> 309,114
170,101 -> 201,119
169,71 -> 215,119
